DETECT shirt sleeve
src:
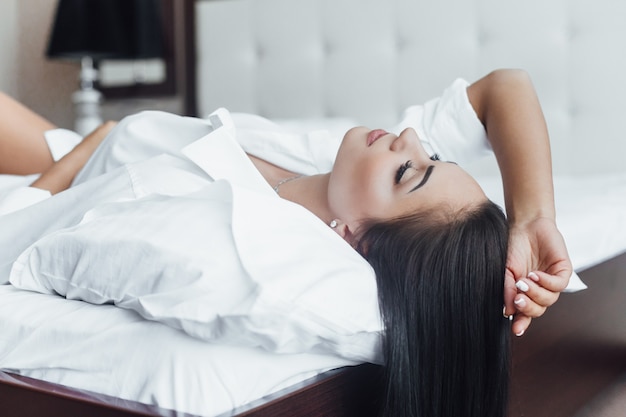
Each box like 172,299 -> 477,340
393,78 -> 493,166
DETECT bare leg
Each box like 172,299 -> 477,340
31,121 -> 117,195
0,92 -> 57,175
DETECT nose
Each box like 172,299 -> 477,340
391,127 -> 420,153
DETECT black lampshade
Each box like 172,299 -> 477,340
46,0 -> 164,61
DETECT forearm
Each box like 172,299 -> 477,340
30,121 -> 116,194
469,70 -> 573,332
30,146 -> 90,194
467,69 -> 555,223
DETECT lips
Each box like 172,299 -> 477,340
367,129 -> 388,146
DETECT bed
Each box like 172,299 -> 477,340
2,0 -> 626,416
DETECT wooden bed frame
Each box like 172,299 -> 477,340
1,251 -> 624,417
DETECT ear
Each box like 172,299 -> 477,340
330,219 -> 357,247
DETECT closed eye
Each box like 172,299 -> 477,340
395,160 -> 413,184
397,156 -> 440,184
430,153 -> 458,165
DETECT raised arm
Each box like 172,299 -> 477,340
467,69 -> 573,336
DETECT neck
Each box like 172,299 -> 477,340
277,173 -> 334,224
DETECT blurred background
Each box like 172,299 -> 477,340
0,0 -> 185,130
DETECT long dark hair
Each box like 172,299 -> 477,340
356,200 -> 511,417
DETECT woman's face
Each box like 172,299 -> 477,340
328,127 -> 487,226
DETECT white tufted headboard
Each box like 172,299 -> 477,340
190,0 -> 626,175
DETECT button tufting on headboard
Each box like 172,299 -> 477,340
193,0 -> 626,175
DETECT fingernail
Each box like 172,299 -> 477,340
516,329 -> 525,337
516,280 -> 530,292
514,297 -> 526,307
502,306 -> 514,321
528,272 -> 539,282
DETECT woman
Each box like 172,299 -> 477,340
0,69 -> 572,416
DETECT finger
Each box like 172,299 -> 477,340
529,270 -> 570,293
515,277 -> 561,308
503,269 -> 518,317
512,314 -> 532,337
513,293 -> 547,318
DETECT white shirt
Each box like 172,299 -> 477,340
1,110 -> 382,361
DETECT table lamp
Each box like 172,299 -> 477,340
46,0 -> 164,135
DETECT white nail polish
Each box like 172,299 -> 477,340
528,272 -> 539,282
516,329 -> 525,337
514,297 -> 526,307
516,280 -> 530,292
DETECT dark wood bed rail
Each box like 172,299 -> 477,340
0,371 -> 185,417
0,363 -> 381,417
508,251 -> 626,417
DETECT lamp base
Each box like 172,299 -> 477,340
72,56 -> 103,136
72,88 -> 102,136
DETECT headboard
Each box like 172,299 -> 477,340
185,0 -> 626,176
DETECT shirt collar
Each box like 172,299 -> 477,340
181,108 -> 275,196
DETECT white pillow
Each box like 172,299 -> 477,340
10,181 -> 382,363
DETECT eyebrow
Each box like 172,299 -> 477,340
409,165 -> 434,193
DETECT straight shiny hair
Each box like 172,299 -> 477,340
357,200 -> 511,417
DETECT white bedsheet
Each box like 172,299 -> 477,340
0,284 -> 358,416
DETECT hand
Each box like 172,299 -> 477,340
503,217 -> 573,336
